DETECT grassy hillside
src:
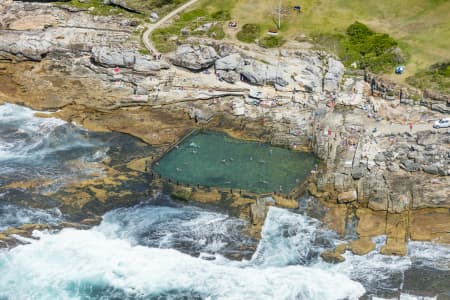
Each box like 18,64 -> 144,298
176,0 -> 449,89
152,8 -> 230,52
406,61 -> 450,94
112,0 -> 187,16
58,0 -> 188,19
231,0 -> 449,70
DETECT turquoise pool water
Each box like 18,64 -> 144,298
153,131 -> 317,193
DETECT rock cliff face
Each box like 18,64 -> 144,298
0,3 -> 138,62
0,0 -> 449,255
92,46 -> 170,72
170,44 -> 219,71
324,58 -> 344,93
365,72 -> 450,114
308,108 -> 450,254
169,40 -> 345,93
0,30 -> 52,61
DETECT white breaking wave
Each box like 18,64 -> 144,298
321,235 -> 412,297
0,104 -> 66,161
373,295 -> 437,300
0,103 -> 100,162
255,208 -> 450,299
0,228 -> 365,300
0,103 -> 64,127
251,207 -> 337,266
0,204 -> 62,231
0,103 -> 109,190
408,241 -> 450,271
320,235 -> 450,289
0,203 -> 448,300
97,204 -> 255,257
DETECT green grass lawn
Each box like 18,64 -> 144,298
406,61 -> 450,94
151,7 -> 231,52
117,0 -> 189,17
57,0 -> 189,20
56,0 -> 143,17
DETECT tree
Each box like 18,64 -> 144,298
269,0 -> 290,30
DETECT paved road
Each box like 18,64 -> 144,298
142,0 -> 200,55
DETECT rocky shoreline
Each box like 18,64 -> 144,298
0,0 -> 449,259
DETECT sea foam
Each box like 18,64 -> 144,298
0,207 -> 366,300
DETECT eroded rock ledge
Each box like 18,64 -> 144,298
0,1 -> 449,256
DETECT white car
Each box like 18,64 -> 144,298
433,118 -> 450,128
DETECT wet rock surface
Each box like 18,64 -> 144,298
403,266 -> 450,298
320,249 -> 345,263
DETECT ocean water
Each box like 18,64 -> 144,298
0,203 -> 62,231
0,103 -> 111,230
98,202 -> 258,259
0,103 -> 153,228
0,205 -> 366,300
1,204 -> 449,300
0,103 -> 108,190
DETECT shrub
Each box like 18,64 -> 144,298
211,10 -> 231,21
237,23 -> 261,43
346,21 -> 374,43
259,35 -> 284,48
340,21 -> 403,73
430,61 -> 450,77
209,24 -> 225,40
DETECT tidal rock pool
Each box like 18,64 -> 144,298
153,131 -> 317,193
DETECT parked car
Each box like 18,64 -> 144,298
249,90 -> 263,99
433,118 -> 450,128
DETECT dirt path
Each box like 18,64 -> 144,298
142,0 -> 200,55
364,119 -> 438,135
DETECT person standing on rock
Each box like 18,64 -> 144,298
409,123 -> 413,132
